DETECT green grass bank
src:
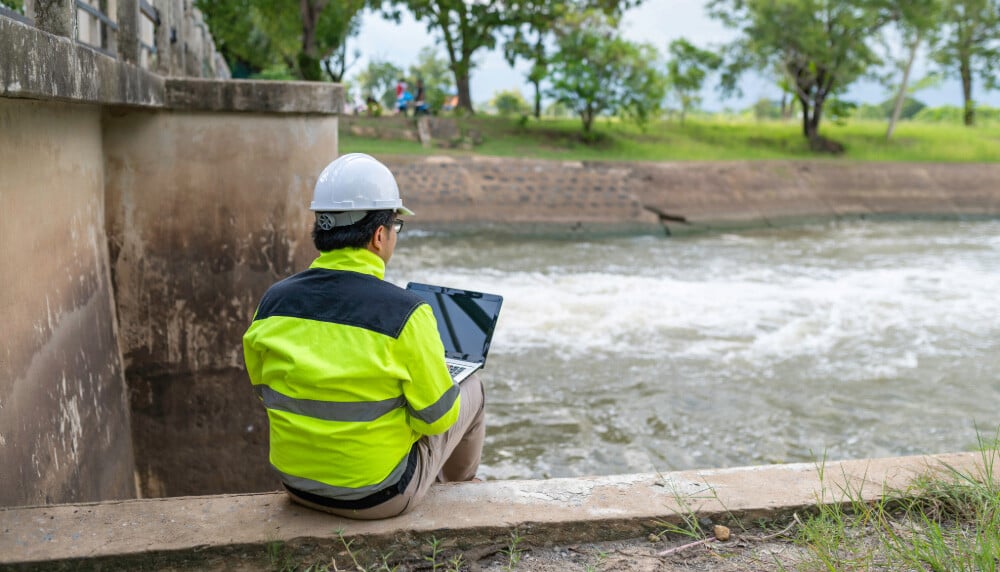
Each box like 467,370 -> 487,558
339,115 -> 1000,164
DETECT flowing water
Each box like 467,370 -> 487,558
386,219 -> 1000,480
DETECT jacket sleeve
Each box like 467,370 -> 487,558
397,303 -> 461,435
242,310 -> 265,397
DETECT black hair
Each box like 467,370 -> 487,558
312,210 -> 395,252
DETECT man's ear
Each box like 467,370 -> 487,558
370,224 -> 386,251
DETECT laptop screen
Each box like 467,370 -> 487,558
406,282 -> 503,363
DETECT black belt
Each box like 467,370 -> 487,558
284,445 -> 418,510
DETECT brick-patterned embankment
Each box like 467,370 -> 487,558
381,156 -> 1000,233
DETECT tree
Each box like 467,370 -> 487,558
196,0 -> 281,77
546,9 -> 665,135
709,0 -> 894,151
355,60 -> 404,109
665,38 -> 723,124
880,0 -> 942,139
501,0 -> 643,119
501,0 -> 563,119
394,0 -> 506,113
407,47 -> 455,113
933,0 -> 1000,126
196,0 -> 366,81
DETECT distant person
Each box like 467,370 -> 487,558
414,79 -> 429,116
243,153 -> 486,519
442,92 -> 459,112
398,89 -> 413,116
395,79 -> 408,115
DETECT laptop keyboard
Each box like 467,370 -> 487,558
447,363 -> 466,377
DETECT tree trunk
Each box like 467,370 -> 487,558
532,79 -> 542,119
456,73 -> 473,113
887,34 -> 921,141
960,56 -> 974,126
799,94 -> 812,138
298,0 -> 327,81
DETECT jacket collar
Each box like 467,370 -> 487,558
310,248 -> 385,280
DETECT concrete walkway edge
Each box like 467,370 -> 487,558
2,451 -> 996,568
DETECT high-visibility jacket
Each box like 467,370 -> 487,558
243,248 -> 459,503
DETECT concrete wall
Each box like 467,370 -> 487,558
0,98 -> 136,507
378,155 -> 1000,234
103,111 -> 337,496
2,12 -> 342,506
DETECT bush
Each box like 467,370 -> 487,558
492,89 -> 530,117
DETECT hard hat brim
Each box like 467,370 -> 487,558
396,205 -> 415,216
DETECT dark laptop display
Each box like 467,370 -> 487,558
406,282 -> 503,382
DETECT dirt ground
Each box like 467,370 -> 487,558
470,533 -> 809,572
353,523 -> 814,572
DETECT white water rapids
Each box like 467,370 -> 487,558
388,219 -> 1000,480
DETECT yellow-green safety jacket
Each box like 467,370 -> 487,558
243,248 -> 459,507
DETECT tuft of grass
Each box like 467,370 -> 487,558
794,428 -> 1000,571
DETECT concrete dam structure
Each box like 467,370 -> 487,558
3,3 -> 1000,568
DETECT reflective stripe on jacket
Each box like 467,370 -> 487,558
242,248 -> 459,500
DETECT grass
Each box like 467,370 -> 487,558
789,431 -> 1000,571
339,114 -> 1000,163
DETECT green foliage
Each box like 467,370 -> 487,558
933,0 -> 1000,125
857,97 -> 928,120
547,9 -> 666,136
752,98 -> 783,120
251,65 -> 298,81
492,89 -> 531,116
914,104 -> 1000,123
356,60 -> 405,110
666,38 -> 723,122
710,0 -> 895,144
396,0 -> 506,112
408,47 -> 454,113
195,0 -> 366,81
0,0 -> 24,13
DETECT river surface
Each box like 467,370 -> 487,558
386,219 -> 1000,480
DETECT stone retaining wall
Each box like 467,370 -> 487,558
381,155 -> 1000,233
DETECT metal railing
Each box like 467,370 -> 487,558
0,4 -> 31,24
1,1 -> 228,78
75,0 -> 117,57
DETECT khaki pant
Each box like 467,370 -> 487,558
288,374 -> 486,519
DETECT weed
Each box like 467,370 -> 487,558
501,528 -> 525,570
424,536 -> 444,571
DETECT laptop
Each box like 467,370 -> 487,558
406,282 -> 503,383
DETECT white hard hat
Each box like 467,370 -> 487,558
310,153 -> 414,226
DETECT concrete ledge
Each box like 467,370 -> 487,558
165,78 -> 343,114
2,452 -> 994,569
0,18 -> 342,114
0,17 -> 164,107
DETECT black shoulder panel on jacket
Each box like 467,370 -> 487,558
253,269 -> 425,339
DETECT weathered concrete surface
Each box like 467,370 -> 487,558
166,78 -> 344,114
386,155 -> 662,233
1,452 -> 995,569
102,110 -> 339,499
627,160 -> 1000,232
0,17 -> 164,107
379,155 -> 1000,233
0,98 -> 136,507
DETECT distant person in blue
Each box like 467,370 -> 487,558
396,78 -> 413,116
414,79 -> 429,116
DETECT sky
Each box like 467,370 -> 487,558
348,0 -> 1000,112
